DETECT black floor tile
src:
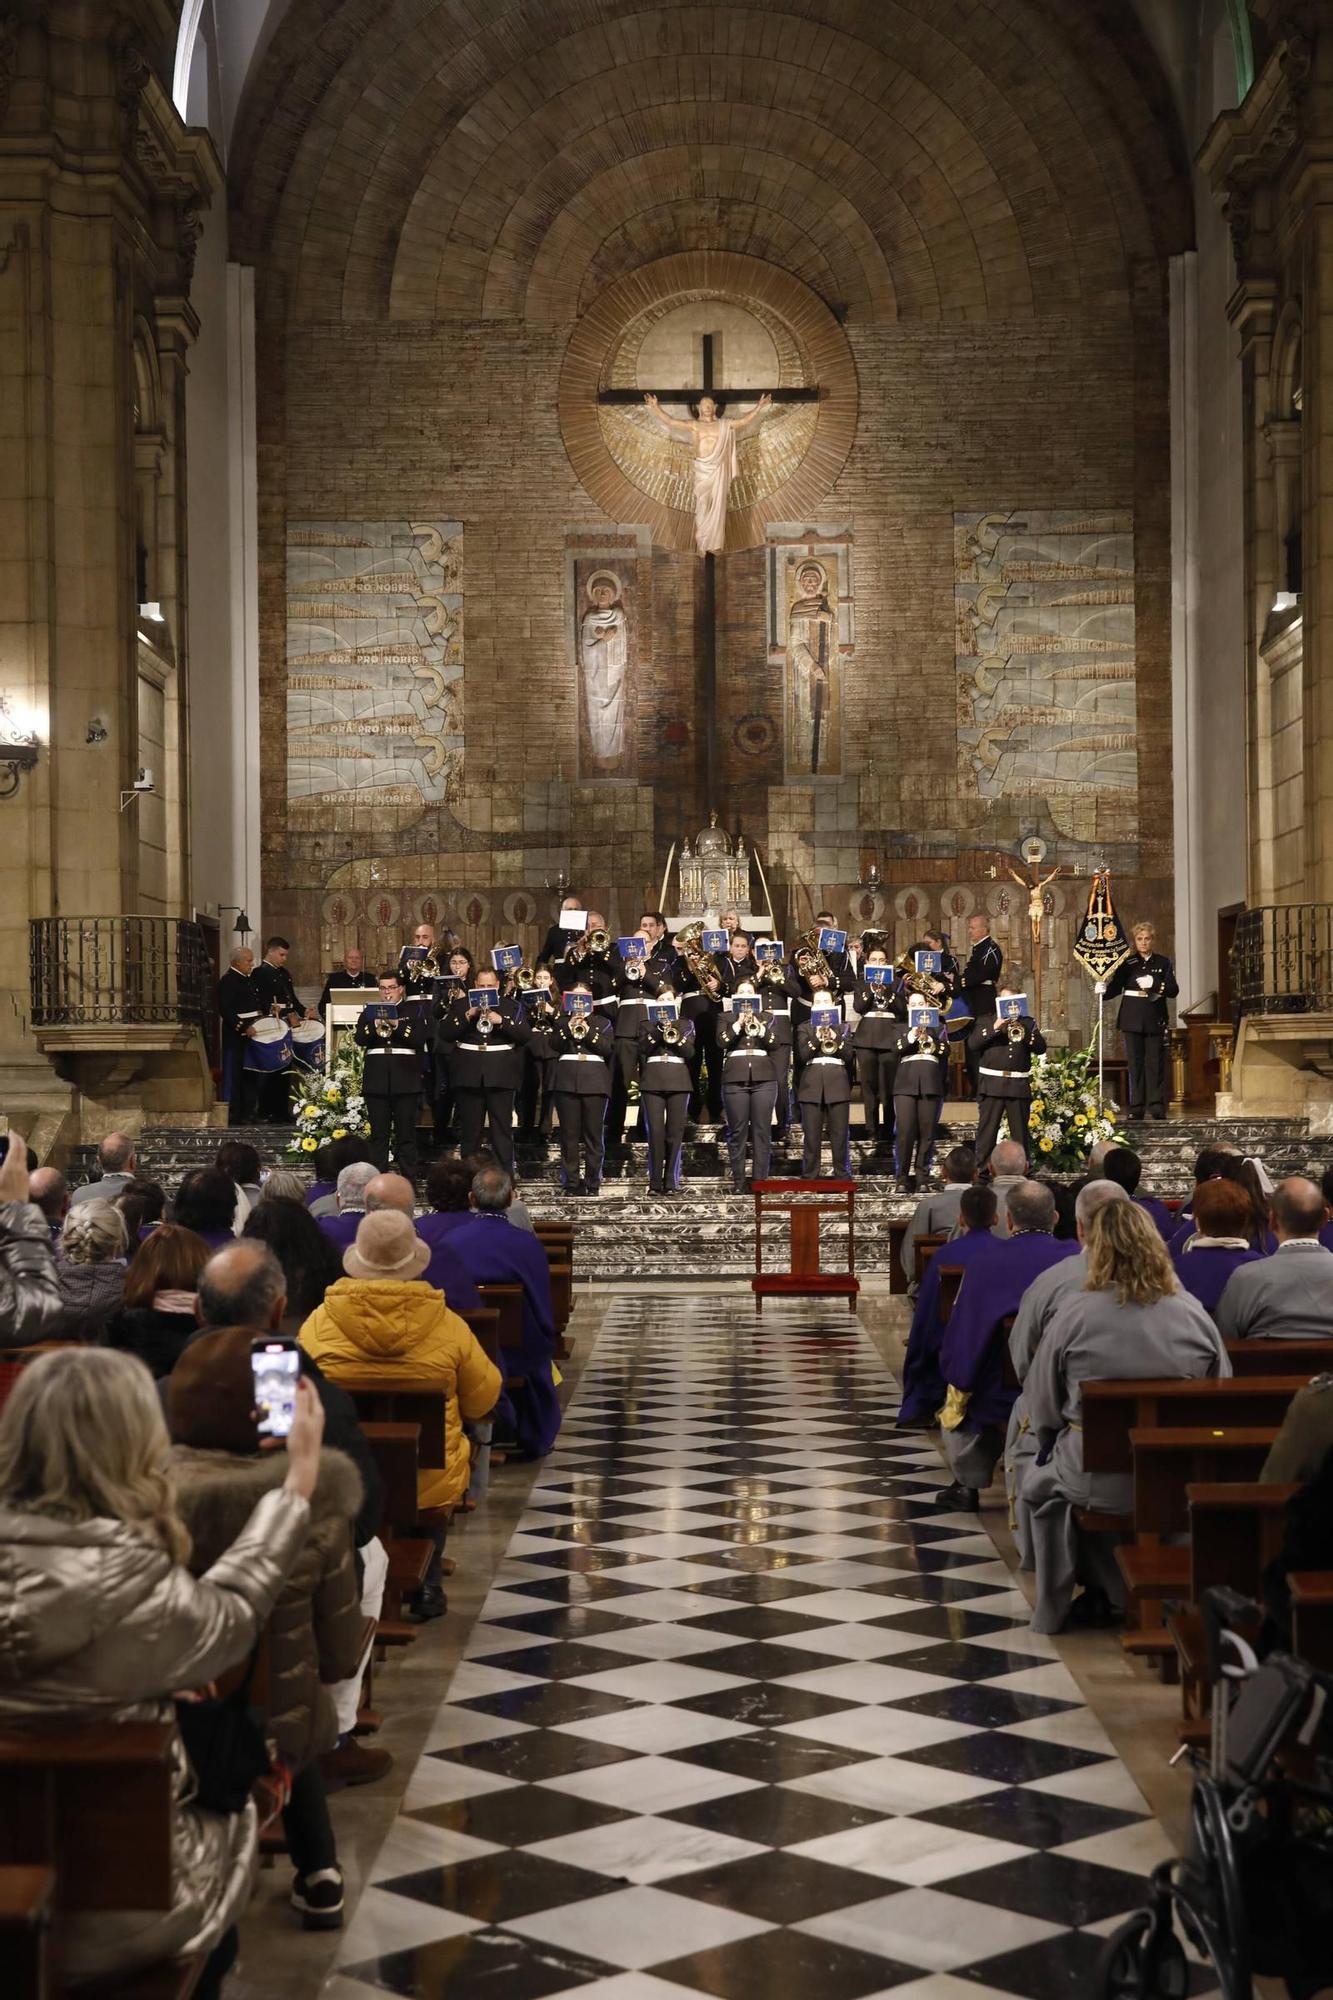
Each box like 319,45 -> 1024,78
651,1924 -> 917,1998
488,1573 -> 655,1605
667,1848 -> 889,1924
665,1783 -> 887,1848
921,1786 -> 1142,1851
376,1851 -> 618,1922
453,1681 -> 648,1729
677,1573 -> 827,1603
694,1640 -> 846,1681
957,1851 -> 1153,1926
407,1783 -> 631,1848
430,1727 -> 637,1782
470,1642 -> 644,1682
673,1682 -> 860,1729
670,1731 -> 874,1783
482,1606 -> 635,1642
956,1927 -> 1110,1999
685,1604 -> 833,1641
904,1731 -> 1112,1787
883,1642 -> 1053,1683
888,1684 -> 1082,1730
865,1606 -> 1026,1641
341,1928 -> 612,1999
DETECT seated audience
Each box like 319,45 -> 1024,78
256,1167 -> 309,1204
1036,1176 -> 1077,1240
901,1145 -> 975,1296
985,1138 -> 1028,1234
316,1161 -> 378,1249
308,1138 -> 375,1218
898,1183 -> 1002,1427
1215,1176 -> 1333,1339
1071,1138 -> 1115,1195
448,1165 -> 562,1458
54,1199 -> 127,1339
1165,1145 -> 1240,1252
216,1139 -> 263,1228
330,1171 -> 480,1312
0,1344 -> 322,1996
1100,1145 -> 1173,1241
421,1154 -> 474,1233
116,1174 -> 168,1243
935,1180 -> 1077,1512
1320,1163 -> 1333,1252
105,1222 -> 212,1376
1262,1371 -> 1333,1485
0,1133 -> 65,1344
1019,1201 -> 1231,1632
172,1167 -> 244,1249
242,1196 -> 344,1332
27,1166 -> 69,1244
1171,1178 -> 1264,1315
464,1149 -> 537,1232
1229,1154 -> 1277,1253
299,1211 -> 500,1518
1004,1178 -> 1130,1562
168,1327 -> 378,1932
69,1130 -> 137,1207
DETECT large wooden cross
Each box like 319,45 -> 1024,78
598,332 -> 820,812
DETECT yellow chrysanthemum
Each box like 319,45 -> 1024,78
332,1127 -> 347,1140
325,1087 -> 340,1103
1073,1114 -> 1087,1127
301,1135 -> 318,1152
1039,1138 -> 1053,1153
1031,1100 -> 1044,1116
302,1103 -> 319,1120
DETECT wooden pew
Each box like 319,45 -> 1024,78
1226,1339 -> 1333,1377
888,1219 -> 910,1294
532,1222 -> 575,1349
0,1722 -> 206,1999
464,1304 -> 501,1368
360,1421 -> 435,1638
914,1233 -> 948,1288
1168,1481 -> 1299,1719
1082,1375 -> 1304,1491
1118,1426 -> 1278,1667
477,1282 -> 526,1389
1290,1573 -> 1333,1670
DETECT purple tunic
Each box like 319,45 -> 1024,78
938,1234 -> 1080,1432
898,1231 -> 1006,1426
446,1212 -> 561,1459
1135,1195 -> 1175,1243
1174,1242 -> 1263,1316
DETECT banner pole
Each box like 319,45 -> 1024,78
1098,985 -> 1105,1112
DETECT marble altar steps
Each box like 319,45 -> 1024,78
66,1115 -> 1324,1285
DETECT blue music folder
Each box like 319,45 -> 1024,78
914,949 -> 943,976
818,927 -> 847,955
810,1005 -> 841,1030
997,994 -> 1029,1021
617,935 -> 648,961
864,964 -> 892,986
491,944 -> 522,974
755,940 -> 784,963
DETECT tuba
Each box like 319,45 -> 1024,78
793,924 -> 833,992
677,920 -> 722,994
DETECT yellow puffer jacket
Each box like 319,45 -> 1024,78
299,1279 -> 501,1510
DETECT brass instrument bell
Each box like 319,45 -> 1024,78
570,1010 -> 590,1041
661,1018 -> 682,1045
1006,1016 -> 1026,1046
815,1022 -> 839,1052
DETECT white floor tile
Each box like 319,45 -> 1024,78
540,1752 -> 762,1814
797,1887 -> 1061,1970
570,1659 -> 749,1702
776,1661 -> 957,1704
790,1817 -> 1031,1885
334,1884 -> 481,1962
509,1884 -> 770,1967
526,1813 -> 766,1884
784,1754 -> 1003,1814
554,1707 -> 755,1755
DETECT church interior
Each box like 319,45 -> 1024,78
2,4 -> 1333,1998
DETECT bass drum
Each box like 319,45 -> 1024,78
944,994 -> 974,1042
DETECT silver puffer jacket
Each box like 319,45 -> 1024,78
0,1483 -> 311,1985
0,1200 -> 65,1347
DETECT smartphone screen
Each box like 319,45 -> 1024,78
251,1337 -> 300,1440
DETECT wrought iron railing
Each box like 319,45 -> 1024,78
30,917 -> 213,1036
1231,904 -> 1333,1016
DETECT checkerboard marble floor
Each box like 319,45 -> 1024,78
332,1295 -> 1215,2000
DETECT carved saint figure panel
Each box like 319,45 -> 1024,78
579,569 -> 628,763
768,525 -> 854,780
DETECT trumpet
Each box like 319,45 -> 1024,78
568,926 -> 611,964
660,1018 -> 682,1046
815,1023 -> 840,1053
740,1011 -> 763,1041
373,1010 -> 397,1041
1006,1016 -> 1027,1046
477,1007 -> 493,1038
625,958 -> 645,983
757,959 -> 787,990
909,1023 -> 938,1053
569,1011 -> 590,1041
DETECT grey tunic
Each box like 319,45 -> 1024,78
1018,1285 -> 1231,1631
902,1184 -> 969,1295
1003,1250 -> 1090,1567
1214,1241 -> 1333,1341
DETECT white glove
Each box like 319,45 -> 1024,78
1093,982 -> 1106,997
1136,975 -> 1153,991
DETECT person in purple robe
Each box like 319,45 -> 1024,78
935,1181 -> 1079,1510
1173,1176 -> 1264,1317
1099,1146 -> 1173,1242
170,1168 -> 241,1251
897,1184 -> 1004,1427
446,1163 -> 561,1460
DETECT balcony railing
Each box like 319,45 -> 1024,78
30,917 -> 213,1040
1231,904 -> 1333,1016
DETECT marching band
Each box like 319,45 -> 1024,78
218,909 -> 1145,1195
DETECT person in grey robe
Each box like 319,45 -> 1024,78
1004,1179 -> 1130,1565
1019,1200 -> 1231,1633
901,1146 -> 976,1295
1214,1176 -> 1333,1341
984,1139 -> 1028,1237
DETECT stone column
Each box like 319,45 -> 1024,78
0,7 -> 219,1136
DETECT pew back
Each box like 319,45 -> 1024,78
1083,1376 -> 1303,1478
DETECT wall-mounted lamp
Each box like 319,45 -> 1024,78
0,696 -> 39,799
544,868 -> 569,900
858,857 -> 882,894
86,717 -> 109,746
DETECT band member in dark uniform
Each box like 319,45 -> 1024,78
812,911 -> 858,992
251,936 -> 306,1121
218,947 -> 262,1125
435,967 -> 530,1175
518,965 -> 562,1140
960,914 -> 1003,1093
752,942 -> 795,1137
607,932 -> 655,1153
355,970 -> 428,1176
922,927 -> 961,1092
553,913 -> 616,1002
316,944 -> 376,1015
429,947 -> 474,1145
853,946 -> 905,1154
892,1002 -> 947,1192
1102,922 -> 1178,1120
672,935 -> 725,1123
539,896 -> 584,966
974,986 -> 1046,1163
721,982 -> 780,1191
638,1000 -> 695,1196
550,983 -> 614,1196
795,995 -> 856,1178
719,930 -> 758,991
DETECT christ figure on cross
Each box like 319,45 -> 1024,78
643,390 -> 772,556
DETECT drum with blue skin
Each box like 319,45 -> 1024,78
291,1020 -> 326,1071
244,1018 -> 294,1073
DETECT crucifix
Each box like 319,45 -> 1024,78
597,331 -> 820,813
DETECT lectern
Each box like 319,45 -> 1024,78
751,1179 -> 859,1313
